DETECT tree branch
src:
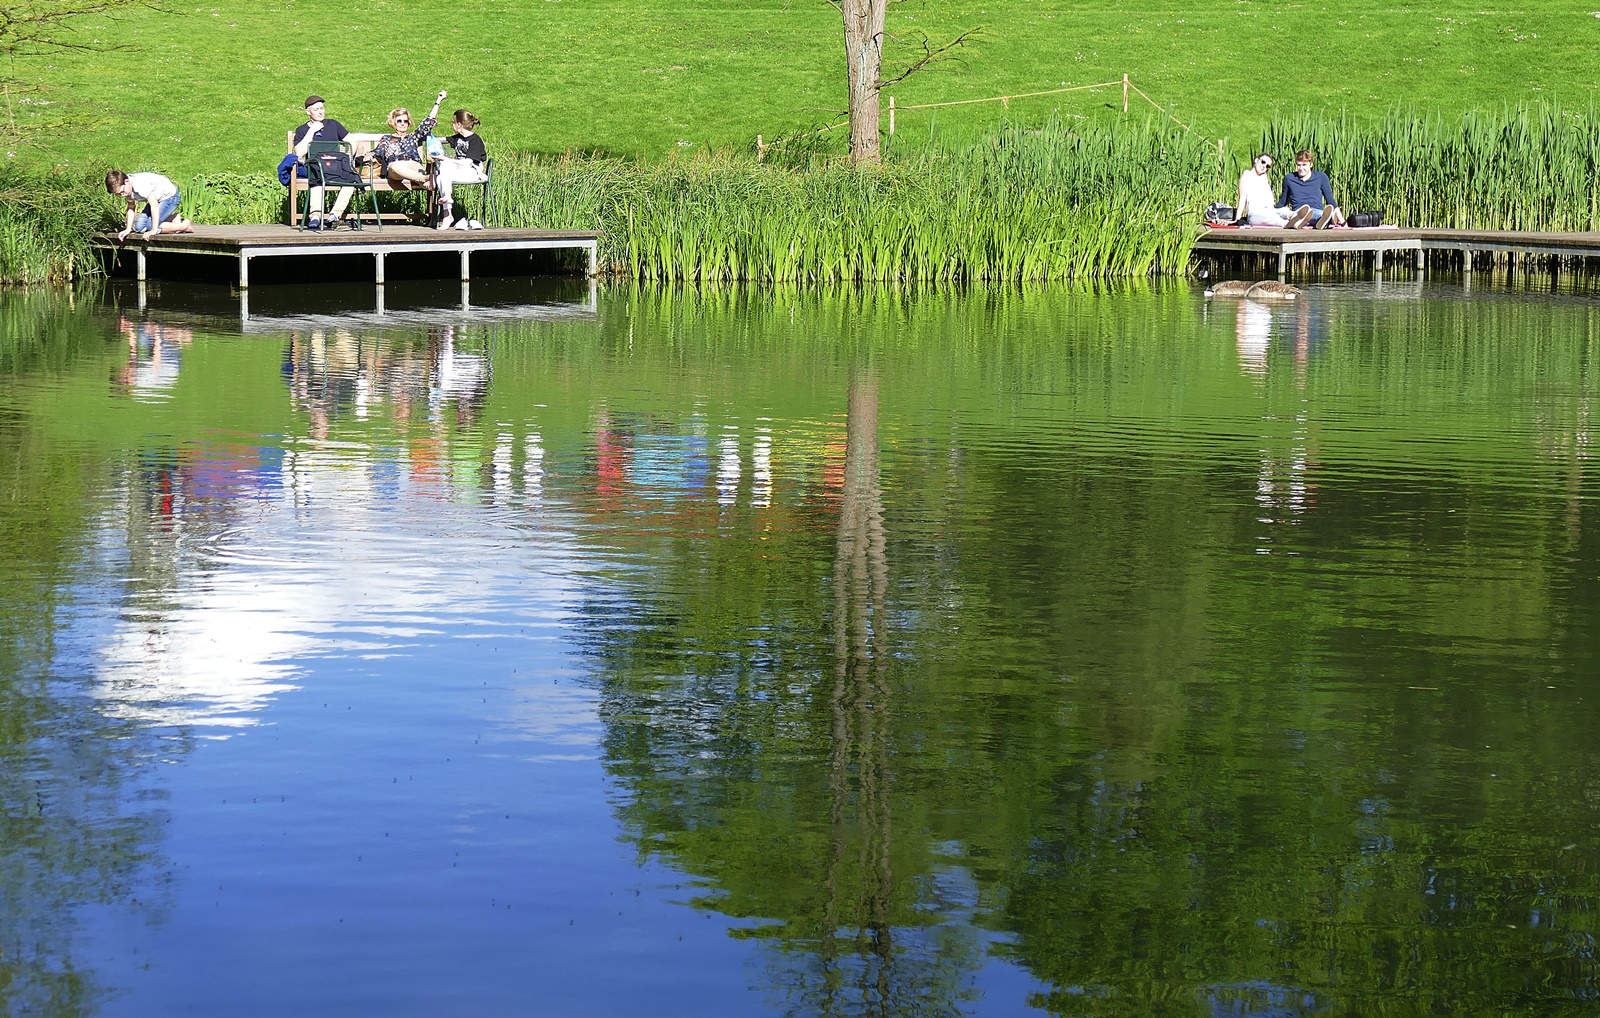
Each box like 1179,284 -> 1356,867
877,25 -> 985,90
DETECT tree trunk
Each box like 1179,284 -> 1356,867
840,0 -> 886,165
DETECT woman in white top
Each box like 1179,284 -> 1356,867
1237,153 -> 1304,228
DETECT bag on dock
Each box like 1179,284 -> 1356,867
312,150 -> 362,186
1205,203 -> 1238,225
1347,210 -> 1383,228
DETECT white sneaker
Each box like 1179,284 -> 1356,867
468,220 -> 485,230
436,214 -> 454,231
453,218 -> 471,230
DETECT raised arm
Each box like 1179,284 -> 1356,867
294,123 -> 319,160
408,90 -> 446,145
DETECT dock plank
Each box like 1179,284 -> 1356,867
91,224 -> 600,253
92,224 -> 603,287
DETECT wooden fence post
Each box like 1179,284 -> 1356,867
889,96 -> 895,136
1122,74 -> 1129,113
757,134 -> 764,162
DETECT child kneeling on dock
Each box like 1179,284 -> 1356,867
107,170 -> 194,242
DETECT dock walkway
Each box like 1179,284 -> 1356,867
93,224 -> 602,288
1195,227 -> 1600,276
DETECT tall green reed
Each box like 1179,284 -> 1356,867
0,167 -> 111,285
9,117 -> 1218,284
1261,104 -> 1600,230
492,116 -> 1214,282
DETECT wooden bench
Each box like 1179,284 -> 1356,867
285,130 -> 429,227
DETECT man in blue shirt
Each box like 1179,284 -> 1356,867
1279,150 -> 1344,229
293,95 -> 354,229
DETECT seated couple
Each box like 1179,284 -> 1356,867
294,90 -> 489,231
1236,150 -> 1345,229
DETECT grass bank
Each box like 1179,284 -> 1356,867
16,117 -> 1218,285
15,0 -> 1598,177
21,104 -> 1600,286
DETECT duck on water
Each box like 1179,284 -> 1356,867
1204,280 -> 1304,300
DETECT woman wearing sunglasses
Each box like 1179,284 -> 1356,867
374,89 -> 447,190
1237,154 -> 1310,229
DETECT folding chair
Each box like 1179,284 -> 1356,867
302,140 -> 382,231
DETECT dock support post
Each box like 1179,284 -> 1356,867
137,279 -> 147,310
1416,247 -> 1425,273
238,253 -> 250,290
587,240 -> 598,277
136,249 -> 147,282
374,251 -> 386,286
375,284 -> 386,316
461,280 -> 471,311
1374,248 -> 1384,273
460,248 -> 471,282
1277,249 -> 1287,279
239,288 -> 249,323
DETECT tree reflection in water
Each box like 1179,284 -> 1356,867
0,294 -> 172,1018
822,373 -> 896,1013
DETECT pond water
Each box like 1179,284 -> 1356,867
5,275 -> 1600,1016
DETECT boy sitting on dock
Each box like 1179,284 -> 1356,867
1279,150 -> 1343,229
106,170 -> 194,242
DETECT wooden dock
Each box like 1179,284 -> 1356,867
92,224 -> 601,288
1195,227 -> 1600,277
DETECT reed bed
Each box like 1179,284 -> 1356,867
1261,104 -> 1600,231
491,116 -> 1214,282
41,104 -> 1600,285
0,168 -> 110,285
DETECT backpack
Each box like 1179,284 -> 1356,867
1347,210 -> 1383,228
312,150 -> 362,186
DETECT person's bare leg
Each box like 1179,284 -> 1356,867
386,160 -> 429,189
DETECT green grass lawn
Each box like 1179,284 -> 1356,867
14,0 -> 1600,177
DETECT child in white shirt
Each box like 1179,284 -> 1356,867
106,169 -> 195,241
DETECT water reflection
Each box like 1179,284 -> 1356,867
112,314 -> 191,402
6,284 -> 1600,1014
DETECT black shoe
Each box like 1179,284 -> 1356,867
306,215 -> 323,231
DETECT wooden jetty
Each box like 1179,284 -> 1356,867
92,224 -> 601,288
1195,227 -> 1600,277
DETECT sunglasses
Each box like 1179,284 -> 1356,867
1257,159 -> 1272,168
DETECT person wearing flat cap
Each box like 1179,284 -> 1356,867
293,95 -> 354,229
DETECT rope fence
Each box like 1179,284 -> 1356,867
756,74 -> 1224,164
